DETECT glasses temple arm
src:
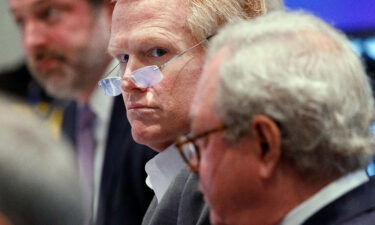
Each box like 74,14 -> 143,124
105,63 -> 120,77
160,37 -> 211,69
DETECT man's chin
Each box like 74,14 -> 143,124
210,210 -> 228,225
44,85 -> 73,99
130,128 -> 170,152
40,78 -> 77,99
30,73 -> 73,99
131,127 -> 153,145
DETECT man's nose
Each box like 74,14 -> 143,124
23,21 -> 48,52
120,63 -> 147,93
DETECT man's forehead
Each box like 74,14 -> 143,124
10,0 -> 76,13
113,0 -> 189,19
10,0 -> 44,11
110,0 -> 192,49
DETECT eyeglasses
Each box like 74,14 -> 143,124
98,35 -> 214,96
175,126 -> 226,172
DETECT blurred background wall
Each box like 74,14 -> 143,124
0,0 -> 23,72
285,0 -> 375,33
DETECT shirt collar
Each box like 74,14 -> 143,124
88,86 -> 112,126
145,145 -> 184,202
279,169 -> 369,225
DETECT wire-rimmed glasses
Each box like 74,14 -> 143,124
98,35 -> 213,96
98,65 -> 163,96
175,126 -> 225,172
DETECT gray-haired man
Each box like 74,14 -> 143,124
183,11 -> 375,225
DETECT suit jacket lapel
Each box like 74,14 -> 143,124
142,167 -> 210,225
142,197 -> 158,225
142,167 -> 187,225
178,169 -> 210,225
303,176 -> 375,225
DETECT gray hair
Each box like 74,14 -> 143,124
207,11 -> 375,179
0,95 -> 84,225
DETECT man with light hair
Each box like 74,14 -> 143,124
99,0 -> 284,224
179,11 -> 375,225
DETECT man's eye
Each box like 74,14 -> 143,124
150,48 -> 167,57
120,54 -> 129,63
40,7 -> 60,22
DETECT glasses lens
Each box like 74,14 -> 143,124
181,142 -> 199,170
132,65 -> 163,88
98,77 -> 122,96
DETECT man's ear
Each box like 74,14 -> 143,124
251,115 -> 281,179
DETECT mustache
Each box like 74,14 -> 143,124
34,50 -> 66,62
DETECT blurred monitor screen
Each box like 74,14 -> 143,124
284,0 -> 375,33
350,37 -> 375,59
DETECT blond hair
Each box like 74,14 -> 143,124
186,0 -> 266,41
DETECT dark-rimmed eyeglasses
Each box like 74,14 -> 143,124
175,126 -> 226,172
98,35 -> 214,96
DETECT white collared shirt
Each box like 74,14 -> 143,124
145,145 -> 185,203
279,170 -> 369,225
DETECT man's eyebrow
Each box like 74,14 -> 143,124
30,0 -> 50,9
33,0 -> 49,6
11,0 -> 48,14
107,40 -> 126,57
108,34 -> 173,55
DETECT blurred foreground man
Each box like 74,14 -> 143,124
0,94 -> 83,225
100,0 -> 284,224
8,0 -> 155,224
184,11 -> 375,225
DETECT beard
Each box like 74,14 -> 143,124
27,47 -> 102,100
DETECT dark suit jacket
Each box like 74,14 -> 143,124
0,63 -> 55,103
142,166 -> 210,225
62,96 -> 157,225
303,175 -> 375,225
